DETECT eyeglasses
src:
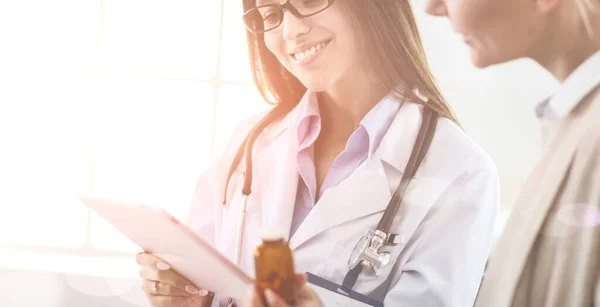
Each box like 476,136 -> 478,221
243,0 -> 336,33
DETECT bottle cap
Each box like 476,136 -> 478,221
260,228 -> 285,242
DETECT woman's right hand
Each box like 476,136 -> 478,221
136,252 -> 214,307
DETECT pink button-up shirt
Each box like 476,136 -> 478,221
290,91 -> 402,235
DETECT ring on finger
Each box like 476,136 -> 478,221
152,281 -> 160,295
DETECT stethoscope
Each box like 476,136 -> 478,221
224,91 -> 438,296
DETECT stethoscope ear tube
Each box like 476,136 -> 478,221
222,102 -> 298,205
234,194 -> 250,266
242,145 -> 253,197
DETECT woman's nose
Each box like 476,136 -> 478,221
282,11 -> 311,41
424,0 -> 448,17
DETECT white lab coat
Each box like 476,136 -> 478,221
187,100 -> 499,307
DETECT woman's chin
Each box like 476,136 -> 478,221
469,48 -> 515,69
297,78 -> 331,93
470,51 -> 496,69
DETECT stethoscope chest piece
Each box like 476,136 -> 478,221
348,229 -> 391,277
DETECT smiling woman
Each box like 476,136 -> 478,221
136,0 -> 501,306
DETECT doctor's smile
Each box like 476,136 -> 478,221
289,39 -> 331,65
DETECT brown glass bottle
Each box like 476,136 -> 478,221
254,230 -> 296,305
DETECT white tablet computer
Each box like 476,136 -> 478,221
80,195 -> 253,300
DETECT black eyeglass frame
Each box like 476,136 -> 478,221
242,0 -> 336,33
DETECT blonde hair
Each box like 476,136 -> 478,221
575,0 -> 600,38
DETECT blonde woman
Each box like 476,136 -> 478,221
424,0 -> 600,305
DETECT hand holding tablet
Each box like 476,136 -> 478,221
80,195 -> 253,302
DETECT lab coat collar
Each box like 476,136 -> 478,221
377,102 -> 428,178
361,93 -> 403,160
254,95 -> 431,248
289,101 -> 430,248
259,91 -> 314,142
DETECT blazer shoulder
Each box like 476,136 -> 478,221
573,86 -> 600,145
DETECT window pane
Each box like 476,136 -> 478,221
0,0 -> 101,248
213,85 -> 272,156
91,77 -> 215,252
220,0 -> 253,83
0,0 -> 101,79
103,0 -> 222,79
0,78 -> 96,248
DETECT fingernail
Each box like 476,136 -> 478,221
265,289 -> 278,304
197,289 -> 209,296
185,285 -> 199,295
156,262 -> 170,270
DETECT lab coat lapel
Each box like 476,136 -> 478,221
378,103 -> 423,173
377,103 -> 442,245
254,118 -> 300,242
289,159 -> 392,249
289,102 -> 436,250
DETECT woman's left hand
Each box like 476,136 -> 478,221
244,273 -> 322,307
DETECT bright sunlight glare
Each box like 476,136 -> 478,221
0,0 -> 269,275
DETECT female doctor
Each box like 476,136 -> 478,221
136,0 -> 499,306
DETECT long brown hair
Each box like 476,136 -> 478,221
223,0 -> 459,203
